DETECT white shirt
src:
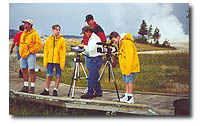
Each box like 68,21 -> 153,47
84,33 -> 102,57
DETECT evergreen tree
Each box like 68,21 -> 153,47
138,20 -> 148,42
153,27 -> 161,46
147,25 -> 153,43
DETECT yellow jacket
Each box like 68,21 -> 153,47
43,34 -> 66,70
118,33 -> 140,76
19,28 -> 42,58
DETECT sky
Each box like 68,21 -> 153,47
9,3 -> 189,43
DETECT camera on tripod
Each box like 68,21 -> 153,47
71,45 -> 85,53
96,42 -> 117,54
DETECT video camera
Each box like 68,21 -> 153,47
71,45 -> 85,53
96,41 -> 117,54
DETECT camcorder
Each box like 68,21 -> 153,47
71,45 -> 85,53
96,41 -> 117,54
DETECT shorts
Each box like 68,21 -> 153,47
21,53 -> 36,69
85,54 -> 90,70
46,63 -> 62,78
16,46 -> 21,60
123,73 -> 135,83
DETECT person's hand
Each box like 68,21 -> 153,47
10,49 -> 12,54
78,43 -> 84,48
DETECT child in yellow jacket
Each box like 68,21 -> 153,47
40,24 -> 66,96
109,31 -> 140,104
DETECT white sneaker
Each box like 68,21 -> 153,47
81,87 -> 88,94
125,96 -> 135,104
120,94 -> 128,102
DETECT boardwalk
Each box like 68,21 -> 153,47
9,67 -> 189,115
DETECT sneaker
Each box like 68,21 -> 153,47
81,87 -> 88,94
81,94 -> 93,99
120,94 -> 128,102
29,87 -> 35,94
53,89 -> 58,96
40,89 -> 49,95
125,96 -> 134,104
19,86 -> 29,93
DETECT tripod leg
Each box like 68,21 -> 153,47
98,61 -> 109,81
68,62 -> 76,97
109,62 -> 120,102
80,62 -> 88,79
108,63 -> 110,82
77,61 -> 80,78
72,62 -> 78,98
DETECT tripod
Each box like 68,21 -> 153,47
96,51 -> 120,102
68,52 -> 88,98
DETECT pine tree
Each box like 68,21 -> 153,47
138,20 -> 148,42
153,27 -> 161,46
147,25 -> 153,43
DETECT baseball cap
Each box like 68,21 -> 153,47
85,14 -> 93,22
80,25 -> 92,35
22,19 -> 34,25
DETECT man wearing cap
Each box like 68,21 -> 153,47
84,14 -> 106,45
81,14 -> 107,94
79,25 -> 103,99
19,19 -> 42,94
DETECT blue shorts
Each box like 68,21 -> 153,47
21,53 -> 36,69
85,54 -> 90,70
123,73 -> 135,83
46,63 -> 62,78
16,46 -> 21,60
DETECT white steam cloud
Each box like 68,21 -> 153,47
109,3 -> 189,43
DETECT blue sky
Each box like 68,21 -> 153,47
9,3 -> 189,43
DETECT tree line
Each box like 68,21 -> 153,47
137,20 -> 170,47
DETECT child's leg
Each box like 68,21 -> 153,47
54,64 -> 62,90
54,77 -> 60,89
45,63 -> 53,90
126,83 -> 129,93
46,76 -> 52,89
128,83 -> 133,94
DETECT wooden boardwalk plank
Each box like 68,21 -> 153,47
9,68 -> 188,115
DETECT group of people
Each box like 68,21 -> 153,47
10,14 -> 140,104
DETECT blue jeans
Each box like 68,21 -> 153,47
87,56 -> 103,96
85,54 -> 90,70
16,46 -> 21,60
46,63 -> 62,77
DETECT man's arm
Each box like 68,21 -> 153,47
10,34 -> 17,54
93,25 -> 107,43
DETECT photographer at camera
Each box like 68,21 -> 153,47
81,14 -> 107,94
109,31 -> 140,104
79,25 -> 103,99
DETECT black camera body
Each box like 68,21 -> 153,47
96,42 -> 117,54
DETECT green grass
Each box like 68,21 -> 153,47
36,52 -> 190,94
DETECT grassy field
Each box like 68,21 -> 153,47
36,52 -> 189,94
9,38 -> 189,94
